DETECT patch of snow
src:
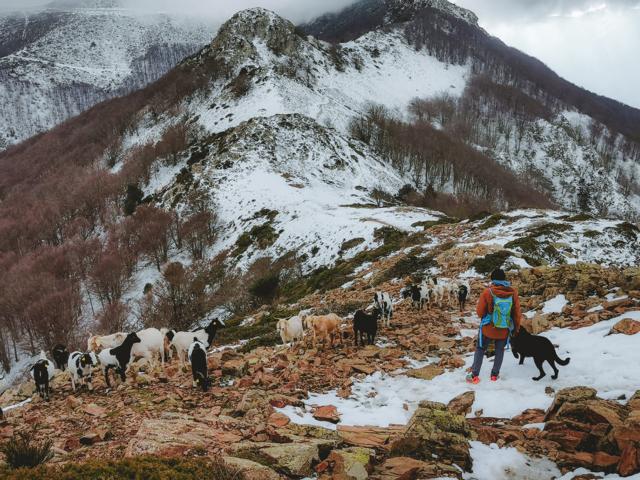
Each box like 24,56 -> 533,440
587,305 -> 604,313
280,312 -> 640,426
2,398 -> 32,412
541,294 -> 568,314
463,441 -> 561,480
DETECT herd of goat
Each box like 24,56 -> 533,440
29,320 -> 225,398
27,277 -> 470,401
278,278 -> 470,348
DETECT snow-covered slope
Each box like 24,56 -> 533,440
0,1 -> 213,149
151,114 -> 441,272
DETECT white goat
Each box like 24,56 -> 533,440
166,319 -> 225,366
276,316 -> 304,347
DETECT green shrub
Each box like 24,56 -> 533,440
123,183 -> 144,216
471,250 -> 511,275
234,223 -> 279,256
614,222 -> 639,241
478,214 -> 507,230
373,227 -> 407,246
248,273 -> 280,302
0,456 -> 245,480
376,254 -> 437,285
0,432 -> 53,469
411,217 -> 458,230
340,237 -> 365,253
528,222 -> 572,237
562,213 -> 593,222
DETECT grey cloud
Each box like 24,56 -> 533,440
452,0 -> 639,23
0,0 -> 356,23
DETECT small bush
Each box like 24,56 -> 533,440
563,213 -> 593,222
0,432 -> 53,469
0,456 -> 245,480
528,222 -> 572,237
376,254 -> 437,285
411,217 -> 457,230
478,214 -> 507,230
471,250 -> 511,275
248,272 -> 280,302
123,183 -> 144,216
340,237 -> 365,253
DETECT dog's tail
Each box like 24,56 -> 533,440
555,354 -> 570,366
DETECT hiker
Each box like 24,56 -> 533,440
466,268 -> 521,384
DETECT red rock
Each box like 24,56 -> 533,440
447,391 -> 475,416
79,433 -> 100,446
593,451 -> 620,470
610,318 -> 640,336
269,399 -> 286,409
337,425 -> 404,448
64,437 -> 81,451
268,412 -> 290,428
313,405 -> 340,424
618,444 -> 640,477
83,403 -> 107,417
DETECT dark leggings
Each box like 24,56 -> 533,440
471,338 -> 507,377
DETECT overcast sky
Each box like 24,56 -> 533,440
1,0 -> 638,108
452,0 -> 640,108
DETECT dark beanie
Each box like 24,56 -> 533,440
491,268 -> 506,281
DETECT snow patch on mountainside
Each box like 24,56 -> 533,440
192,25 -> 468,136
0,6 -> 213,148
152,114 -> 441,272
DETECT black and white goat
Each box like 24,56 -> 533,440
98,332 -> 141,388
67,351 -> 97,392
52,344 -> 69,371
166,319 -> 224,366
353,309 -> 381,347
188,339 -> 209,392
30,351 -> 55,401
373,292 -> 393,327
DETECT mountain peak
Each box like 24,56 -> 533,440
387,0 -> 479,26
208,8 -> 302,70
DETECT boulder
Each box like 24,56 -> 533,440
376,456 -> 460,480
267,412 -> 290,428
337,425 -> 404,449
610,318 -> 640,336
232,441 -> 320,477
124,413 -> 231,457
447,391 -> 475,416
392,400 -> 472,471
223,457 -> 281,480
313,405 -> 340,424
544,387 -> 597,421
316,447 -> 373,480
406,365 -> 444,381
222,358 -> 249,377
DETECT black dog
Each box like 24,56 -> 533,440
511,327 -> 570,381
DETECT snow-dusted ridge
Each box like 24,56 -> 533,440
0,3 -> 214,149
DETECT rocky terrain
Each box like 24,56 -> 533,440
1,211 -> 639,479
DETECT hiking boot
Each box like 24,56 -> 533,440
466,373 -> 480,384
490,374 -> 499,382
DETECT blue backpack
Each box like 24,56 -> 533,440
479,290 -> 514,348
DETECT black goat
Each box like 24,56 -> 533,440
52,344 -> 69,371
353,309 -> 381,347
30,358 -> 54,401
189,339 -> 209,392
458,285 -> 468,312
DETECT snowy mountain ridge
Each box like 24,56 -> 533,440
0,3 -> 214,149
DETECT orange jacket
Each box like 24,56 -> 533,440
476,284 -> 522,340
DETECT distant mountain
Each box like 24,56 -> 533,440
0,0 -> 213,149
